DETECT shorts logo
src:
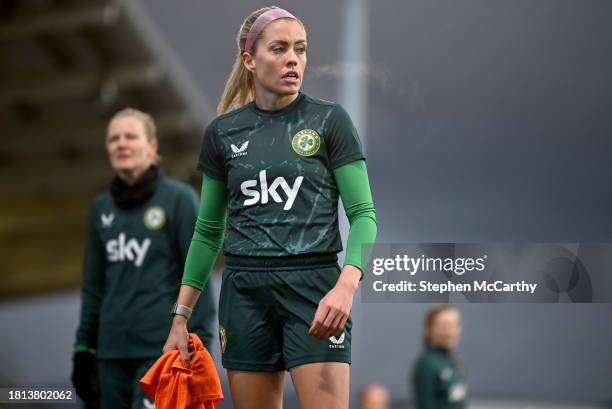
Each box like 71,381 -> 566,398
219,325 -> 227,354
292,129 -> 320,156
142,397 -> 155,409
329,332 -> 345,349
143,206 -> 165,230
231,141 -> 249,158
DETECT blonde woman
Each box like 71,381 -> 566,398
164,7 -> 377,409
72,108 -> 216,409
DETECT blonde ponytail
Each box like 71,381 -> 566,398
217,51 -> 256,115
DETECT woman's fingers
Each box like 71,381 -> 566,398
338,314 -> 349,333
163,325 -> 191,367
328,311 -> 346,339
320,308 -> 347,339
308,303 -> 330,337
310,285 -> 354,339
319,307 -> 338,338
177,338 -> 191,367
311,302 -> 349,339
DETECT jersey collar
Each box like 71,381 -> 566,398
250,92 -> 305,118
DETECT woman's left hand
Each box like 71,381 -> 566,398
308,265 -> 362,339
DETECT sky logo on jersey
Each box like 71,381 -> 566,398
240,170 -> 303,211
231,141 -> 249,158
105,233 -> 151,267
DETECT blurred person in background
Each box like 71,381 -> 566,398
163,5 -> 377,409
360,383 -> 390,409
412,305 -> 467,409
72,108 -> 216,409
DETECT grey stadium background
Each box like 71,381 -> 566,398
0,1 -> 610,408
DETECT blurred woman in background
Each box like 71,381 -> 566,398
412,304 -> 467,409
72,108 -> 216,409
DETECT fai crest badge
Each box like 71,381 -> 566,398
143,206 -> 166,230
219,325 -> 227,354
292,129 -> 320,156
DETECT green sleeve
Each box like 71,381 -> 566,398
413,358 -> 438,409
181,174 -> 228,290
174,185 -> 217,348
75,204 -> 106,351
333,160 -> 377,274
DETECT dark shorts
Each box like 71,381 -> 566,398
218,263 -> 352,372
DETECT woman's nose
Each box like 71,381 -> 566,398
116,135 -> 129,147
286,49 -> 298,65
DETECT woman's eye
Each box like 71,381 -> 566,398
272,47 -> 283,53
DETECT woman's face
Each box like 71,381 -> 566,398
105,116 -> 157,178
244,18 -> 307,96
427,309 -> 462,350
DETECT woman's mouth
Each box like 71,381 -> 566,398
282,71 -> 300,84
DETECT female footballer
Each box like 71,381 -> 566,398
72,108 -> 216,409
412,305 -> 468,409
163,6 -> 377,409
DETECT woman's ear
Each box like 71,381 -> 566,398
149,138 -> 158,156
242,51 -> 256,73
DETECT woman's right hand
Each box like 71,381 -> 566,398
163,315 -> 191,367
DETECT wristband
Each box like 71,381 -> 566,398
170,303 -> 193,320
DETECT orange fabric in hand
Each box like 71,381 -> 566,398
139,333 -> 223,409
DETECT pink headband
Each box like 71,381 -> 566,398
244,8 -> 297,53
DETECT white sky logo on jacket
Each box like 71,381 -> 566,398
240,170 -> 303,211
230,141 -> 249,158
105,233 -> 151,267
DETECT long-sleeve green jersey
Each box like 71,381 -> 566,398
198,92 -> 374,257
75,174 -> 216,358
181,92 -> 377,289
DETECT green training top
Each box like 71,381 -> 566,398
182,161 -> 376,289
181,93 -> 377,289
197,91 -> 373,258
412,346 -> 468,409
75,173 -> 216,359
